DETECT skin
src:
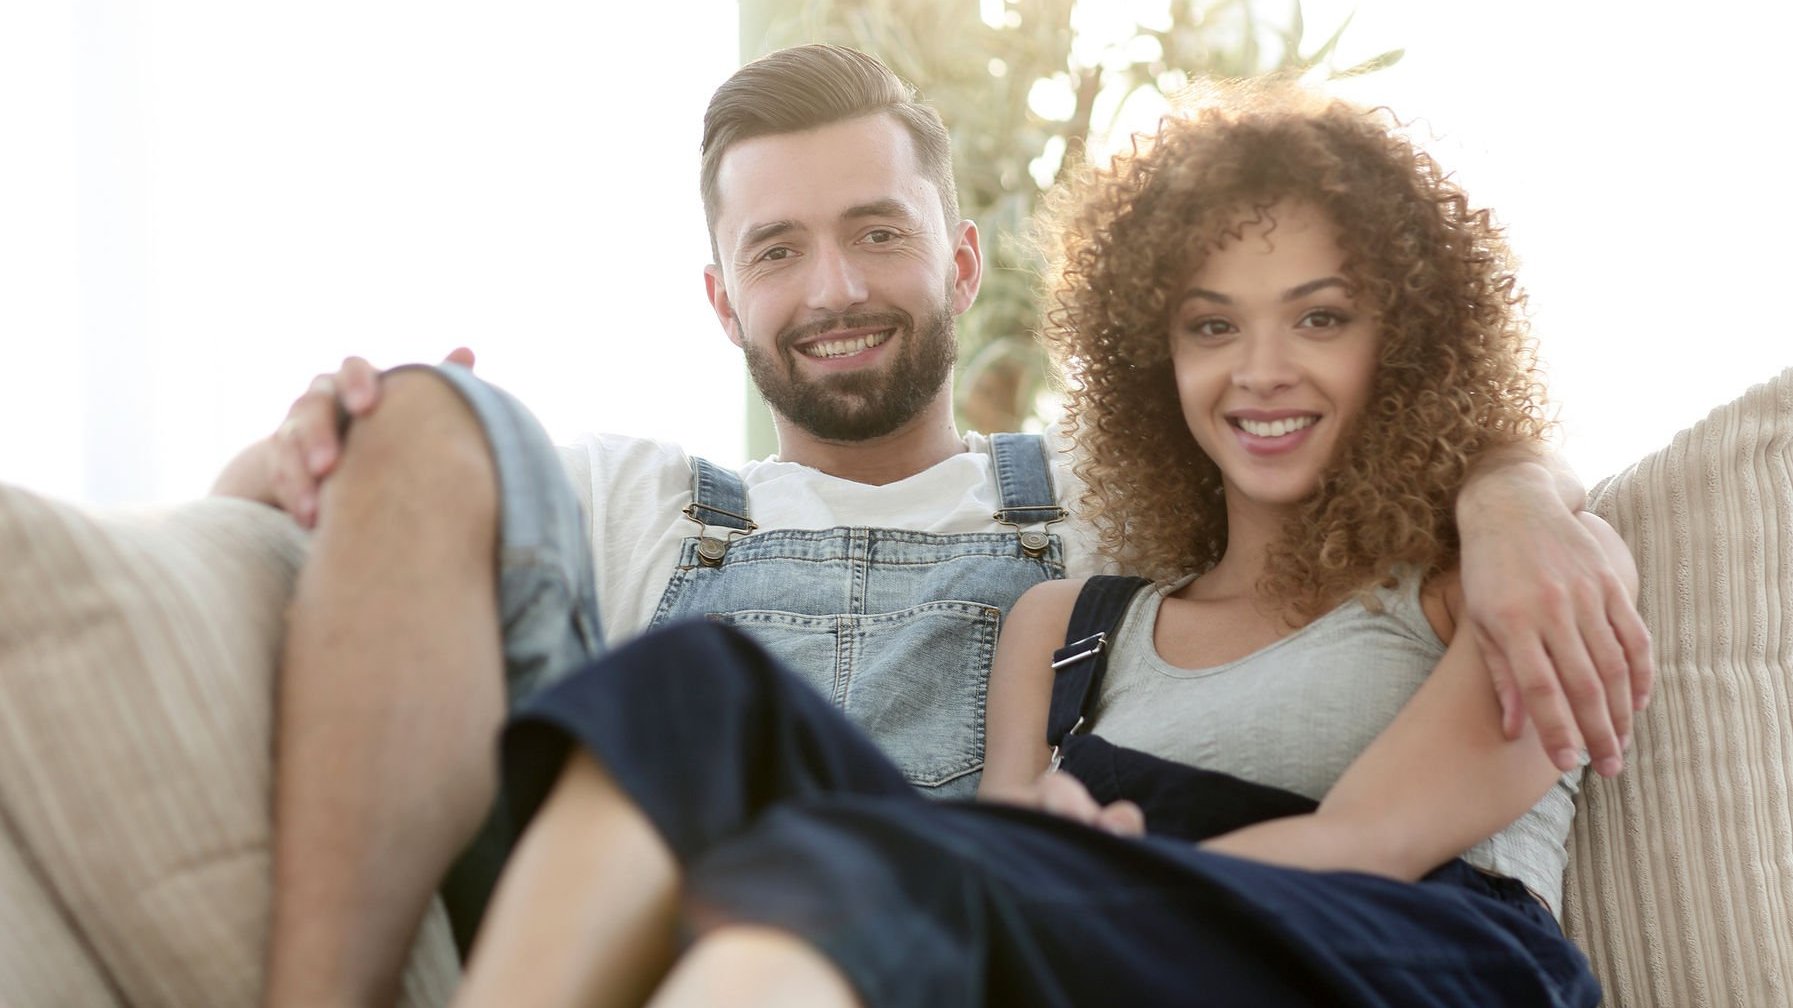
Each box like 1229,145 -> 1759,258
447,201 -> 1641,1007
981,204 -> 1641,879
205,97 -> 1647,1008
702,113 -> 980,485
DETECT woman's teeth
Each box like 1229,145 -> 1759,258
1236,415 -> 1318,438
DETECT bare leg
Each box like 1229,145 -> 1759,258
263,372 -> 506,1008
452,750 -> 679,1008
647,927 -> 862,1008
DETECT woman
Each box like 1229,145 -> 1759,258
453,86 -> 1631,1007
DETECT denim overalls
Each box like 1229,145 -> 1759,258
646,433 -> 1065,798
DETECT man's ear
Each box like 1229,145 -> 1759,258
704,264 -> 744,348
949,219 -> 983,317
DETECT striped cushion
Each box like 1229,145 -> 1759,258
0,487 -> 458,1007
1570,367 -> 1793,1006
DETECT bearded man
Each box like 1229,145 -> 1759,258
210,43 -> 1649,1008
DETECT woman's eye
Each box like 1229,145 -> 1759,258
1299,308 -> 1350,328
1186,317 -> 1234,340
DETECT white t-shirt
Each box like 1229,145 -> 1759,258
556,429 -> 1102,645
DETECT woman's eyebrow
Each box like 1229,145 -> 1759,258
1177,276 -> 1349,307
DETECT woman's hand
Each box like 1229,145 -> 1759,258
989,770 -> 1145,838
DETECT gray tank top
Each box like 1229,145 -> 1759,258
1088,573 -> 1581,916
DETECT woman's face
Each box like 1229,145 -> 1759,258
1167,201 -> 1380,513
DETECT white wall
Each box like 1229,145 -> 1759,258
0,1 -> 743,504
4,2 -> 1786,505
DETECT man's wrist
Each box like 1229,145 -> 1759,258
1457,457 -> 1554,529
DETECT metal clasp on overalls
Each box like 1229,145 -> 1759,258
682,502 -> 758,567
1045,630 -> 1105,771
993,505 -> 1067,559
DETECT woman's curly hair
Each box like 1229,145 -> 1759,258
1039,83 -> 1547,621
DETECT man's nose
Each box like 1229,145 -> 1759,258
806,245 -> 868,312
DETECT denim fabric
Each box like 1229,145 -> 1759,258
408,362 -> 606,699
504,622 -> 1601,1008
397,363 -> 606,952
648,437 -> 1064,798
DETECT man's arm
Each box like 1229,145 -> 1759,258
1455,441 -> 1654,778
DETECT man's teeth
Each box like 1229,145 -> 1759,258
802,330 -> 891,359
1237,416 -> 1318,438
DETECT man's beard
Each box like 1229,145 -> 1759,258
742,299 -> 956,443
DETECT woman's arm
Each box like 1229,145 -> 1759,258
1202,513 -> 1639,880
979,578 -> 1084,801
979,578 -> 1145,835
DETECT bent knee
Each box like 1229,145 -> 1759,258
329,367 -> 497,510
668,926 -> 861,1007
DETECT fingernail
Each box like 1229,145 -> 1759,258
1620,733 -> 1632,752
1553,748 -> 1579,772
1635,692 -> 1651,712
1596,756 -> 1624,777
308,446 -> 331,472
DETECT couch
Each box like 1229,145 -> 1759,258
2,369 -> 1789,1006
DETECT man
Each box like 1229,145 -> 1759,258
214,44 -> 1650,1007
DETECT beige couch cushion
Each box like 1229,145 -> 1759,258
1570,367 -> 1793,1006
0,486 -> 458,1007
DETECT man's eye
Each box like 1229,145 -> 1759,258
864,228 -> 897,244
758,246 -> 792,262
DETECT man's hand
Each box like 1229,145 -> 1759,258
992,769 -> 1145,837
211,348 -> 475,528
1456,451 -> 1653,778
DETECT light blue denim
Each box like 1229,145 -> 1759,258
411,363 -> 606,701
650,434 -> 1067,798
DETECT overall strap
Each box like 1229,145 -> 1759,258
682,457 -> 756,566
1046,574 -> 1152,766
989,432 -> 1068,558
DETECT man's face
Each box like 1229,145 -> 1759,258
704,113 -> 980,443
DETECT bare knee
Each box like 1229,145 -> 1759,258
649,926 -> 861,1008
326,367 -> 497,523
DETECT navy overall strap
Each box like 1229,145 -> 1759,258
1046,575 -> 1152,757
683,457 -> 755,565
990,432 -> 1067,557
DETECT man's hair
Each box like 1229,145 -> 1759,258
700,43 -> 960,262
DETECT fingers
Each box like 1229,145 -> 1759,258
1034,772 -> 1102,823
1546,622 -> 1624,778
270,420 -> 321,528
288,374 -> 348,477
1484,647 -> 1523,740
1031,773 -> 1144,837
1094,800 -> 1145,837
334,356 -> 381,415
1496,628 -> 1585,775
1582,598 -> 1635,772
1611,595 -> 1655,715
